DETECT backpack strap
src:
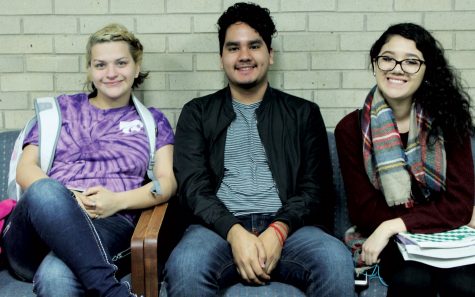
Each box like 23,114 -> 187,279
8,117 -> 38,200
7,97 -> 60,200
35,97 -> 62,174
131,95 -> 157,182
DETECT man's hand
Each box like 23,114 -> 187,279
227,224 -> 270,285
258,227 -> 282,274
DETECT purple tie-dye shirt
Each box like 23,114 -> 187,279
24,93 -> 174,219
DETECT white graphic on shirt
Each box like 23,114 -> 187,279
120,120 -> 143,134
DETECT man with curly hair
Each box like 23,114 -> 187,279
164,3 -> 354,296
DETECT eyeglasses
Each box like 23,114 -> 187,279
374,56 -> 425,74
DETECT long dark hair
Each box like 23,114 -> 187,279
370,23 -> 473,144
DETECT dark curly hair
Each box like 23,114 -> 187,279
217,2 -> 276,55
370,23 -> 473,144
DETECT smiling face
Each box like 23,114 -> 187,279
220,22 -> 274,100
373,35 -> 426,105
88,41 -> 140,107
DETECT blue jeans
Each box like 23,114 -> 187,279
164,214 -> 354,297
2,178 -> 135,297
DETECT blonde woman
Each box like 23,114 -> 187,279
2,24 -> 176,297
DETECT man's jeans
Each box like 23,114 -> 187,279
164,214 -> 354,297
2,178 -> 135,297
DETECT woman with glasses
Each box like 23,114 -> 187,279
335,23 -> 475,297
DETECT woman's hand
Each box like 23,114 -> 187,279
468,206 -> 475,228
70,190 -> 101,219
82,186 -> 122,219
361,218 -> 406,265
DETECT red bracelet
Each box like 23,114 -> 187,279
273,221 -> 289,236
269,223 -> 285,246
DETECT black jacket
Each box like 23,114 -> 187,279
173,86 -> 334,239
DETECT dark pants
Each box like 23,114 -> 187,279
380,239 -> 475,297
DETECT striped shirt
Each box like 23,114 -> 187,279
216,100 -> 281,216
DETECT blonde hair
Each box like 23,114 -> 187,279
86,23 -> 148,93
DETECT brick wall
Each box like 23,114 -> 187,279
1,0 -> 474,130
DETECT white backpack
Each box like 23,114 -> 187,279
7,95 -> 157,200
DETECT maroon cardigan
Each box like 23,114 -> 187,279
335,110 -> 474,236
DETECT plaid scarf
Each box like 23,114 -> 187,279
361,86 -> 446,207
